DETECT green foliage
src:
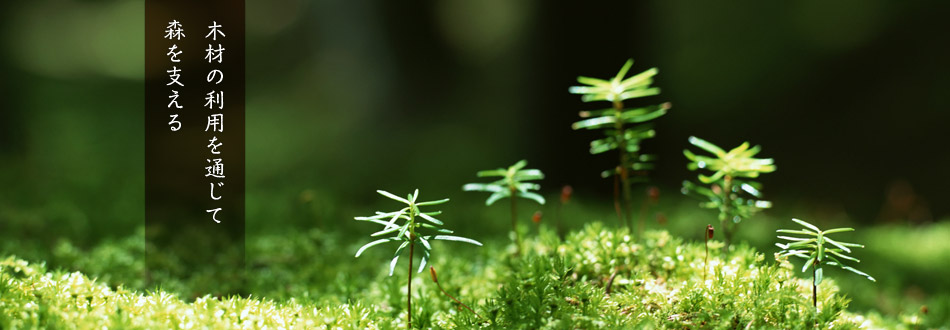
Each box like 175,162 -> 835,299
776,218 -> 875,284
462,160 -> 545,206
477,256 -> 609,329
463,160 -> 544,255
569,58 -> 670,229
776,218 -> 875,308
52,227 -> 145,290
354,189 -> 482,276
0,256 -> 382,329
683,136 -> 776,184
354,189 -> 481,328
450,223 -> 896,329
0,223 -> 913,329
568,59 -> 658,104
682,136 -> 775,250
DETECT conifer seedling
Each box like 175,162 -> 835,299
354,189 -> 482,328
775,218 -> 875,309
463,160 -> 544,255
569,58 -> 670,231
682,136 -> 775,252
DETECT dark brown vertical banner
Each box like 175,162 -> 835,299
145,0 -> 245,295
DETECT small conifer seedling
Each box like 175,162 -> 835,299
354,189 -> 482,328
463,160 -> 545,255
569,58 -> 670,230
775,218 -> 875,309
681,136 -> 775,252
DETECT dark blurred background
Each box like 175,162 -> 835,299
2,0 -> 949,319
1,0 -> 947,240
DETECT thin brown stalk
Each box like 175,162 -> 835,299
430,267 -> 483,320
605,270 -> 619,296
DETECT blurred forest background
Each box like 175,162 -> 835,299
1,0 -> 947,237
0,0 -> 948,316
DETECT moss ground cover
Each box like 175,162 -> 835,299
3,219 -> 939,329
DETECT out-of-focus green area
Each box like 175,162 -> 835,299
0,0 -> 949,324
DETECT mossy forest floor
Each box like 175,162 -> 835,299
2,219 -> 946,329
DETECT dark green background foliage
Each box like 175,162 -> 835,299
1,1 -> 949,225
0,0 -> 948,328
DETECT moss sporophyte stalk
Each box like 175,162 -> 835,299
429,266 -> 482,321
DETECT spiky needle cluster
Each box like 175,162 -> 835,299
569,58 -> 670,229
775,218 -> 875,308
682,136 -> 775,251
354,189 -> 481,328
355,189 -> 481,275
463,160 -> 544,255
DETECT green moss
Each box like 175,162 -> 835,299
0,223 -> 920,329
0,256 -> 383,329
